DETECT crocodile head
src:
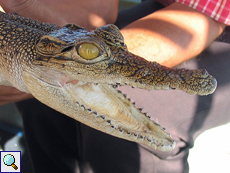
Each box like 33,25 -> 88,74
24,24 -> 216,151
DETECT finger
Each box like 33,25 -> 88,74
0,0 -> 67,26
0,85 -> 33,105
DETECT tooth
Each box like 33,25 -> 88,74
134,133 -> 138,139
147,137 -> 153,143
93,111 -> 98,117
100,115 -> 105,120
156,118 -> 159,125
147,114 -> 151,119
140,135 -> 145,141
80,104 -> 85,109
76,102 -> 80,107
119,128 -> 124,134
127,131 -> 131,136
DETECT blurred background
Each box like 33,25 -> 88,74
0,0 -> 230,172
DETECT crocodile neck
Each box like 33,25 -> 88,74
0,12 -> 58,92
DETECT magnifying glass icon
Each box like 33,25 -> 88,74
3,154 -> 18,170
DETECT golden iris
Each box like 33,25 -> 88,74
78,43 -> 100,60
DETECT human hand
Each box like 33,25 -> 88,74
0,0 -> 68,26
0,85 -> 33,106
0,0 -> 118,28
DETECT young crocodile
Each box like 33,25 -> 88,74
0,12 -> 217,151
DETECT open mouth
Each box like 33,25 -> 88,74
29,63 -> 176,151
31,53 -> 217,152
57,75 -> 177,151
26,23 -> 217,152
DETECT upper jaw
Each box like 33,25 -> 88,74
34,50 -> 217,96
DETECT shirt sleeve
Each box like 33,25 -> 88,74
176,0 -> 230,25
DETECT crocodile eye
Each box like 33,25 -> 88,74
78,43 -> 100,60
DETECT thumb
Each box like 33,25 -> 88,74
0,0 -> 36,13
0,0 -> 67,26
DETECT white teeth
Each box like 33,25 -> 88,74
93,111 -> 98,117
100,115 -> 105,120
127,131 -> 131,136
147,137 -> 153,143
140,135 -> 145,141
106,120 -> 111,124
119,128 -> 124,134
156,118 -> 159,125
80,104 -> 85,109
134,133 -> 138,139
87,108 -> 92,113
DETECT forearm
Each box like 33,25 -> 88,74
121,2 -> 226,67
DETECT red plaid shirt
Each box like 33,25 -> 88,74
158,0 -> 230,25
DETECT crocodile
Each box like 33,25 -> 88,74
0,11 -> 217,152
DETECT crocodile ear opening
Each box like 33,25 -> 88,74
94,24 -> 126,48
36,36 -> 69,56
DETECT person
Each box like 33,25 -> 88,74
0,0 -> 229,172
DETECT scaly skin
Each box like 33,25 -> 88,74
0,12 -> 217,151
